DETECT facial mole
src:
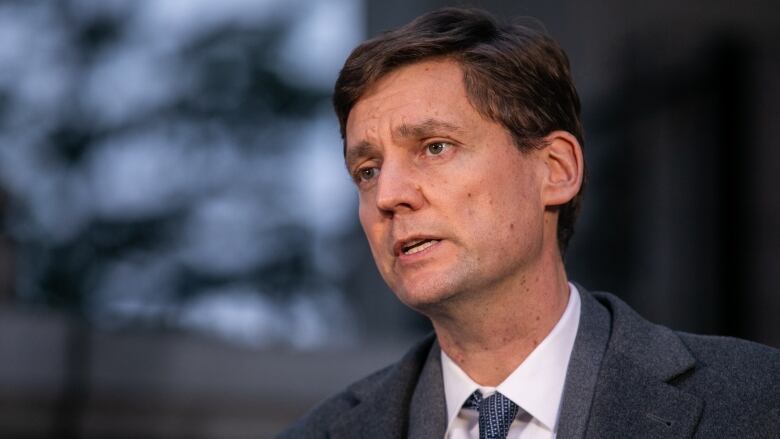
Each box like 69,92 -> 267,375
510,223 -> 514,230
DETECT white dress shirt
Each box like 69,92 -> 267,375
441,283 -> 581,439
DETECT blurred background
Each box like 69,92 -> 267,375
0,0 -> 777,437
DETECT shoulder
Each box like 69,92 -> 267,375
593,290 -> 779,390
675,332 -> 780,437
590,290 -> 779,436
676,331 -> 779,403
677,331 -> 779,376
596,290 -> 778,383
275,334 -> 436,439
275,365 -> 394,439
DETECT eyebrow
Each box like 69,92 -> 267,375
344,142 -> 377,169
395,118 -> 463,139
344,118 -> 463,167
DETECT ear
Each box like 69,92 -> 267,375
539,130 -> 584,207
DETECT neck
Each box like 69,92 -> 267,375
429,246 -> 570,387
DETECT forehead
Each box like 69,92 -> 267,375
345,59 -> 478,146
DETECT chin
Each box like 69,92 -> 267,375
391,276 -> 463,313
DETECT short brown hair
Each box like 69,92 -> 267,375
334,7 -> 585,254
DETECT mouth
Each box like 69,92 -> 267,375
395,237 -> 442,256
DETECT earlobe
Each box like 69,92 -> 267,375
540,131 -> 584,206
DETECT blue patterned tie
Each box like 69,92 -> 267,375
463,390 -> 519,439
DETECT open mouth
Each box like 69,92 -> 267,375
402,238 -> 440,255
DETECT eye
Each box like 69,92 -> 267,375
356,166 -> 379,183
425,141 -> 451,156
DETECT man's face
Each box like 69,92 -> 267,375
344,59 -> 549,311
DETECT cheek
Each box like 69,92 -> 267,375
358,203 -> 377,240
470,171 -> 541,245
358,200 -> 387,258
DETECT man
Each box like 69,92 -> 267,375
279,7 -> 778,439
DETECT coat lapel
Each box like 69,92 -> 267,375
585,351 -> 703,438
556,286 -> 612,439
407,340 -> 447,439
581,291 -> 704,439
327,335 -> 437,439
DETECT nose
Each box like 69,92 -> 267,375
374,159 -> 425,215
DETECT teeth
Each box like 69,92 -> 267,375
405,238 -> 425,248
403,239 -> 439,255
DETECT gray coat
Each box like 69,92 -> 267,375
277,287 -> 779,438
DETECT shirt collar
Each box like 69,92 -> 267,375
441,283 -> 582,433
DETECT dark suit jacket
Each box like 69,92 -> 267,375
277,287 -> 779,438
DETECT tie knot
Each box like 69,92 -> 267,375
463,390 -> 519,439
463,390 -> 483,410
